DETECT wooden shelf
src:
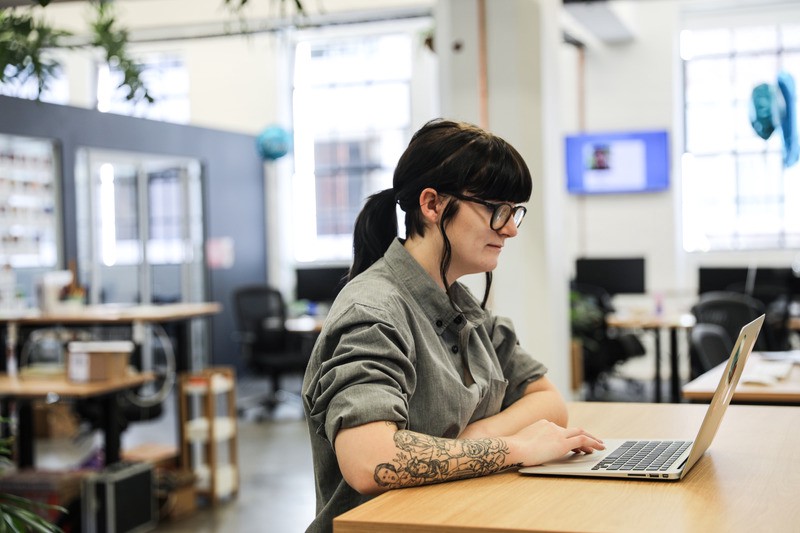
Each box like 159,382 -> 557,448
178,366 -> 239,505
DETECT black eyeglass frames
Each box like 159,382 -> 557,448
447,192 -> 527,230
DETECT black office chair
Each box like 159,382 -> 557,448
570,282 -> 646,400
689,323 -> 733,379
232,285 -> 310,417
691,291 -> 767,352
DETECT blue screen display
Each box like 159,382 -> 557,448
565,130 -> 670,194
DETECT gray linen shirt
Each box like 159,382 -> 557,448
301,238 -> 547,533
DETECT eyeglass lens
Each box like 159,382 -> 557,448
490,205 -> 525,229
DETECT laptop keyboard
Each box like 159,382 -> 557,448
591,440 -> 692,472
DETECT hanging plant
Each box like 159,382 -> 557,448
0,6 -> 71,97
88,1 -> 153,103
0,0 -> 152,103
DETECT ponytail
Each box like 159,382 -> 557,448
350,188 -> 398,280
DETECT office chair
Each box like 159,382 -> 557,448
689,323 -> 733,379
691,291 -> 767,352
570,282 -> 646,400
232,285 -> 310,418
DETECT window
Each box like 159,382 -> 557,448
0,64 -> 69,104
96,52 -> 190,124
81,152 -> 199,268
291,32 -> 414,262
681,23 -> 800,252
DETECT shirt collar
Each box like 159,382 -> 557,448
383,238 -> 486,334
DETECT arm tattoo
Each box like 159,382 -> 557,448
373,430 -> 521,489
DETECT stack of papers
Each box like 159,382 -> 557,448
741,357 -> 795,385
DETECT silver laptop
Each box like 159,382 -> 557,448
519,314 -> 765,481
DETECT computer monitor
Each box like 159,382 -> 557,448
574,257 -> 646,295
295,266 -> 350,303
698,266 -> 793,305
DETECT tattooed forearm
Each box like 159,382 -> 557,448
373,430 -> 522,489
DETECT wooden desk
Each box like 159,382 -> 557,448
0,302 -> 221,326
607,313 -> 695,403
0,302 -> 221,372
335,402 -> 800,533
682,354 -> 800,404
0,373 -> 153,468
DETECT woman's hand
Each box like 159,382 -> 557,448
507,419 -> 605,466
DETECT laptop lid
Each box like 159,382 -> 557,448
679,313 -> 764,476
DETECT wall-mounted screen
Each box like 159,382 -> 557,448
565,130 -> 669,194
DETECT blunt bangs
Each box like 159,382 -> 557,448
461,136 -> 533,204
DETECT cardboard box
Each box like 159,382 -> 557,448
122,443 -> 179,470
66,341 -> 134,382
156,469 -> 197,521
33,400 -> 79,439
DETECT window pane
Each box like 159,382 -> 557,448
685,103 -> 736,153
97,53 -> 190,124
781,24 -> 800,48
733,26 -> 777,53
685,58 -> 732,104
733,55 -> 778,102
681,28 -> 732,59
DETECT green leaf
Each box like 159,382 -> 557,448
0,8 -> 72,98
88,0 -> 153,104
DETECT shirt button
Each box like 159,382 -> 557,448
454,315 -> 463,324
451,345 -> 459,354
436,320 -> 443,327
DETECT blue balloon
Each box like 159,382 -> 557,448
256,126 -> 292,161
777,72 -> 799,168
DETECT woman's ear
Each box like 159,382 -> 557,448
418,188 -> 444,225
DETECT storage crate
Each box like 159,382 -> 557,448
81,461 -> 157,533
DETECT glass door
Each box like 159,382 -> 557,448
75,148 -> 207,372
75,148 -> 205,306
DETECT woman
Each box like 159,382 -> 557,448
302,119 -> 603,532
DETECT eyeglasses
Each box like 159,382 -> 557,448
447,192 -> 527,230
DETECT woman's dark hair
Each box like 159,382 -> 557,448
350,118 -> 533,307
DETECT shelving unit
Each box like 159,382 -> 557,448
0,133 -> 59,270
178,366 -> 239,505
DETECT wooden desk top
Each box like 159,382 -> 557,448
334,402 -> 800,533
682,354 -> 800,404
607,312 -> 696,329
0,372 -> 154,399
0,302 -> 221,326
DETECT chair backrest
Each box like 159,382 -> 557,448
691,290 -> 767,350
690,323 -> 734,374
232,285 -> 288,353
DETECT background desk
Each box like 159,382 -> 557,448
0,373 -> 153,468
606,313 -> 695,403
0,302 -> 221,372
682,354 -> 800,404
335,402 -> 800,533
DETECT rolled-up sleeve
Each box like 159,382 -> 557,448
304,303 -> 417,448
489,314 -> 548,408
